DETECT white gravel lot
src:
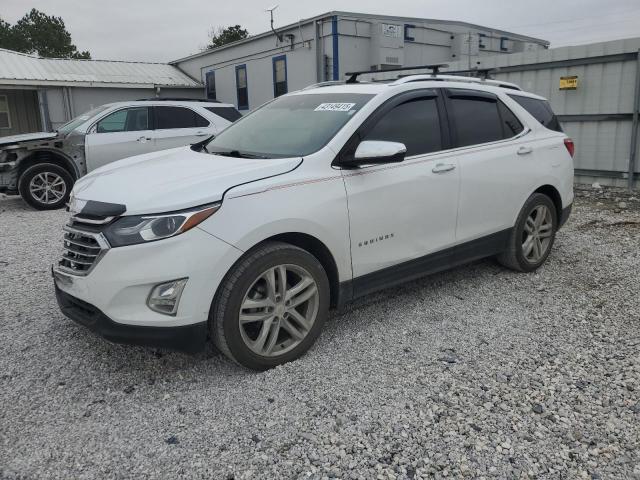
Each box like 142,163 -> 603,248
0,187 -> 639,480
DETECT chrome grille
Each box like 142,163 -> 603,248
58,225 -> 109,276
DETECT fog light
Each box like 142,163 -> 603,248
147,278 -> 188,316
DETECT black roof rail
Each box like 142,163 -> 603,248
345,63 -> 450,84
135,97 -> 220,103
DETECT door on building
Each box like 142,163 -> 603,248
0,89 -> 42,138
85,106 -> 154,171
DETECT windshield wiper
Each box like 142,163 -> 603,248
190,135 -> 215,152
211,150 -> 269,159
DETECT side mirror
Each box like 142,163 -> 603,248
343,140 -> 406,167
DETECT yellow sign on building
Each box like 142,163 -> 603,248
560,76 -> 578,90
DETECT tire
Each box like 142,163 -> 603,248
210,241 -> 330,370
18,163 -> 73,210
497,193 -> 558,272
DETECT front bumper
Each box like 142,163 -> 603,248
55,286 -> 207,353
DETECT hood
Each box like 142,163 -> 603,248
0,132 -> 59,147
72,146 -> 301,215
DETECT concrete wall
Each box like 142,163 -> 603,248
0,88 -> 41,137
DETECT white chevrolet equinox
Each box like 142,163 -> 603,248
53,74 -> 574,370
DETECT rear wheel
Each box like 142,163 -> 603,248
498,193 -> 558,272
18,163 -> 73,210
210,242 -> 329,370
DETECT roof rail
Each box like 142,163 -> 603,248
135,97 -> 220,102
391,74 -> 522,91
302,80 -> 348,90
345,63 -> 449,84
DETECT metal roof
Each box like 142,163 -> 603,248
0,48 -> 201,88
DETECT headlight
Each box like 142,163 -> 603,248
104,203 -> 220,247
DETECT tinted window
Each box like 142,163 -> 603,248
96,107 -> 149,133
205,71 -> 216,100
273,56 -> 287,98
498,101 -> 524,137
363,97 -> 442,156
207,93 -> 374,158
154,106 -> 209,129
449,95 -> 503,147
508,95 -> 563,132
205,106 -> 243,122
236,65 -> 248,110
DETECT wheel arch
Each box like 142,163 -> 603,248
249,232 -> 342,309
18,149 -> 79,181
533,184 -> 562,222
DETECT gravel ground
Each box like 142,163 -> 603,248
0,186 -> 639,480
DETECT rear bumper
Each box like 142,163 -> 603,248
559,203 -> 572,229
55,286 -> 207,354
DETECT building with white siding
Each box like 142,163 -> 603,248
171,11 -> 549,111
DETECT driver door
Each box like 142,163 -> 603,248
340,90 -> 460,294
85,106 -> 154,172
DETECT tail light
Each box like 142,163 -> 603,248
564,138 -> 575,158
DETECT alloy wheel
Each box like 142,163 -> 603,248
522,205 -> 553,263
29,172 -> 67,205
239,264 -> 319,357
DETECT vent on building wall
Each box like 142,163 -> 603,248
385,56 -> 400,64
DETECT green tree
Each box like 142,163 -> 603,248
0,9 -> 90,59
206,25 -> 249,50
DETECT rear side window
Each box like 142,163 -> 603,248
154,106 -> 209,129
363,97 -> 442,156
498,101 -> 524,137
508,95 -> 563,132
205,106 -> 243,122
448,94 -> 503,147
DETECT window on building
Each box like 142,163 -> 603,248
204,106 -> 243,122
448,92 -> 504,147
154,106 -> 209,129
497,101 -> 524,138
363,97 -> 442,157
96,107 -> 149,133
205,71 -> 216,100
508,94 -> 563,132
0,95 -> 11,129
236,65 -> 249,110
272,55 -> 287,98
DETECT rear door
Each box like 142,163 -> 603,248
341,90 -> 460,286
85,106 -> 154,171
152,106 -> 215,150
444,89 -> 534,242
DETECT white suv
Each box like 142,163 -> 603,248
0,99 -> 241,210
53,75 -> 574,370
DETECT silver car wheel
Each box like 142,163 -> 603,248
239,264 -> 319,357
29,172 -> 67,205
522,205 -> 553,263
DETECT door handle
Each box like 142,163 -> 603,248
432,163 -> 456,174
137,136 -> 152,142
195,131 -> 208,137
517,146 -> 533,155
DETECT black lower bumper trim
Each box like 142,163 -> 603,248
55,286 -> 207,354
559,203 -> 572,228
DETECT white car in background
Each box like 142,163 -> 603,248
53,74 -> 574,370
0,99 -> 242,209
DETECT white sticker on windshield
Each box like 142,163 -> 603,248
314,103 -> 356,112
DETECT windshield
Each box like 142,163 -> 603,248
56,105 -> 111,135
206,93 -> 374,158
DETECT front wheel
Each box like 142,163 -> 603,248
18,163 -> 73,210
210,242 -> 330,370
497,193 -> 558,272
